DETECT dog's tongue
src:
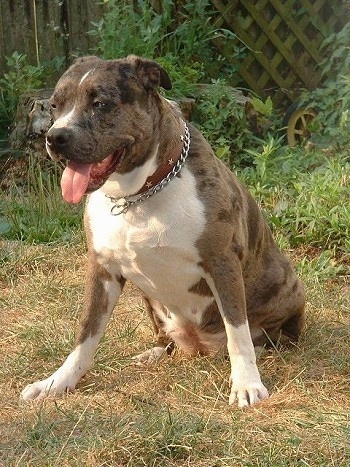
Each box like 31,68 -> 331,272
61,161 -> 92,204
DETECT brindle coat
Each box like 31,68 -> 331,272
21,56 -> 305,407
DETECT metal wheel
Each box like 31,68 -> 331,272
286,108 -> 316,146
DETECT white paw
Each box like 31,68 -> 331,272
21,343 -> 94,401
132,346 -> 166,364
21,353 -> 86,401
229,357 -> 269,407
229,382 -> 269,408
21,373 -> 77,401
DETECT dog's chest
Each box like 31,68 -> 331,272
86,169 -> 207,299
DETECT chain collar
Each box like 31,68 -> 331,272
106,122 -> 190,215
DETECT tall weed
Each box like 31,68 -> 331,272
192,82 -> 258,166
240,144 -> 350,257
88,0 -> 173,60
87,0 -> 240,95
0,156 -> 82,243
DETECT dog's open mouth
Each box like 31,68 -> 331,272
61,149 -> 124,204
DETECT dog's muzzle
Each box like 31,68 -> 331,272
46,127 -> 72,156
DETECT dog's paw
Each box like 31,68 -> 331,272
21,377 -> 76,401
229,358 -> 269,408
132,346 -> 166,364
229,382 -> 269,408
21,370 -> 78,401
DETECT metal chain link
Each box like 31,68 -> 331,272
107,122 -> 190,216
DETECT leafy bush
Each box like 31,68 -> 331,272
301,22 -> 350,148
88,0 -> 235,77
239,142 -> 350,257
0,52 -> 64,143
191,83 -> 254,166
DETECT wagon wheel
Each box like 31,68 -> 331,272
286,108 -> 316,146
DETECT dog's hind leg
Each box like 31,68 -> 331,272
280,303 -> 306,344
250,281 -> 306,348
21,257 -> 124,401
133,295 -> 174,364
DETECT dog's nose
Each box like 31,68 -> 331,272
46,127 -> 72,153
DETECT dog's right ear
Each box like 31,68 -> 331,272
71,55 -> 100,66
127,55 -> 172,91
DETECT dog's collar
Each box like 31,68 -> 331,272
135,131 -> 186,196
106,121 -> 190,215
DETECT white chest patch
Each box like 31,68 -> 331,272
86,167 -> 208,314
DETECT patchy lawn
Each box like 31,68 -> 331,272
1,240 -> 349,466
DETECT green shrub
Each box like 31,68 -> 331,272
239,142 -> 349,257
0,52 -> 64,143
88,0 -> 234,75
301,22 -> 350,148
191,82 -> 259,167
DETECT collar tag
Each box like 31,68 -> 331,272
110,198 -> 130,215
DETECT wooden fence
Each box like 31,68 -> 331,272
211,0 -> 348,99
0,0 -> 348,98
0,0 -> 104,73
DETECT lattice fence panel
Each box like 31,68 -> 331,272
211,0 -> 347,99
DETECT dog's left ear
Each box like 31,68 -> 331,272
127,55 -> 172,91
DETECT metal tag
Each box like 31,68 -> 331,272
110,198 -> 130,216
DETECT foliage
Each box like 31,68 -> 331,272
0,156 -> 82,243
191,82 -> 257,166
191,84 -> 282,167
301,22 -> 350,148
88,0 -> 238,79
88,0 -> 174,60
239,142 -> 350,261
0,52 -> 64,143
250,95 -> 273,117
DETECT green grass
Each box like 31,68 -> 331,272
0,145 -> 349,466
0,242 -> 349,466
239,144 -> 350,255
0,156 -> 83,243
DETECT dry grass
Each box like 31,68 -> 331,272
1,240 -> 349,466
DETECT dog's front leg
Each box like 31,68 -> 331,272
21,256 -> 123,401
207,254 -> 269,408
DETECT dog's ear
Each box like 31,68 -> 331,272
71,55 -> 100,65
127,55 -> 172,91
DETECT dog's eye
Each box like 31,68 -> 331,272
50,102 -> 57,110
92,101 -> 106,109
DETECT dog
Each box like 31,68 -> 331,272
21,55 -> 305,407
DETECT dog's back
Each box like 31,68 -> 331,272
22,55 -> 305,407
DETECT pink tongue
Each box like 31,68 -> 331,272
61,161 -> 92,204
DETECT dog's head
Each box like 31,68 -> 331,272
46,55 -> 172,203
